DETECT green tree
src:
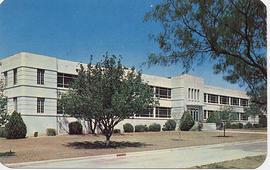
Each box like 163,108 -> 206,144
179,111 -> 194,131
5,111 -> 27,139
0,79 -> 8,126
59,54 -> 156,147
212,107 -> 238,137
144,0 -> 266,109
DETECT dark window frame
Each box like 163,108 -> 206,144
156,107 -> 171,118
37,98 -> 45,113
37,69 -> 45,85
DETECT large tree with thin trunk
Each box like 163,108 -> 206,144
59,54 -> 155,147
144,0 -> 266,112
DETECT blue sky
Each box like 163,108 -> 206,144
0,0 -> 247,91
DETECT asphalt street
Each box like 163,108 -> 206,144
4,139 -> 267,169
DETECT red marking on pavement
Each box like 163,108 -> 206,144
116,153 -> 126,157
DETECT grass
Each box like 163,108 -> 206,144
194,155 -> 266,169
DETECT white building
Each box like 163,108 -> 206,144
0,52 -> 252,135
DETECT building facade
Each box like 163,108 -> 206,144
0,52 -> 252,135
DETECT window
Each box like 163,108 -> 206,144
156,107 -> 171,118
136,107 -> 154,117
13,97 -> 17,111
240,99 -> 248,106
204,93 -> 207,102
231,97 -> 239,106
37,69 -> 45,85
203,110 -> 207,119
13,69 -> 17,85
220,96 -> 229,105
4,71 -> 7,86
155,87 -> 171,99
191,89 -> 193,99
208,94 -> 218,103
57,73 -> 77,88
194,89 -> 197,100
197,90 -> 200,100
208,110 -> 214,118
188,88 -> 190,99
37,98 -> 45,113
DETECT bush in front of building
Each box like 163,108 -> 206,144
180,111 -> 194,131
5,111 -> 27,139
162,119 -> 176,131
46,128 -> 56,136
244,122 -> 253,129
149,123 -> 161,132
34,132 -> 38,137
68,121 -> 83,135
230,124 -> 238,129
253,124 -> 260,128
113,129 -> 121,134
123,123 -> 134,133
0,127 -> 7,138
259,115 -> 267,128
237,123 -> 244,129
135,125 -> 147,132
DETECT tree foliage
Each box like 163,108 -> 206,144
59,54 -> 155,146
0,79 -> 8,126
180,111 -> 194,131
5,111 -> 27,139
144,0 -> 266,109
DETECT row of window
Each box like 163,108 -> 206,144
204,93 -> 248,106
135,106 -> 171,118
57,73 -> 77,88
188,88 -> 200,100
150,86 -> 171,99
4,68 -> 45,86
203,110 -> 248,120
12,97 -> 45,113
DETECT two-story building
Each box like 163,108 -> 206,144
0,52 -> 252,135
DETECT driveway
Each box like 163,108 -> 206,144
4,139 -> 267,168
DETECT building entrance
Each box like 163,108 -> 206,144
187,106 -> 201,122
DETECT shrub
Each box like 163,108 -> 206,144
123,123 -> 134,133
5,111 -> 27,139
144,125 -> 149,132
135,125 -> 147,132
163,120 -> 176,131
225,122 -> 231,128
253,124 -> 260,128
231,124 -> 238,129
34,132 -> 38,137
149,123 -> 161,132
180,111 -> 194,131
244,122 -> 253,129
0,127 -> 7,138
237,123 -> 244,129
69,121 -> 83,135
259,115 -> 267,128
113,129 -> 120,134
46,128 -> 56,136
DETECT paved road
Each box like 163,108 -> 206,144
5,140 -> 267,169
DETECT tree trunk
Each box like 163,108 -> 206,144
223,124 -> 226,137
105,135 -> 110,147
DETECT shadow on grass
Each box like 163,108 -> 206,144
0,151 -> 15,157
65,141 -> 152,149
214,136 -> 234,137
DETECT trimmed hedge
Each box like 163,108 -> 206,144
149,123 -> 161,132
69,121 -> 83,135
135,125 -> 147,132
180,111 -> 194,131
163,120 -> 176,131
47,128 -> 56,136
0,127 -> 7,138
123,123 -> 134,133
244,122 -> 253,129
113,129 -> 121,134
5,111 -> 27,139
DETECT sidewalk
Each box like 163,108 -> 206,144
4,139 -> 267,168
